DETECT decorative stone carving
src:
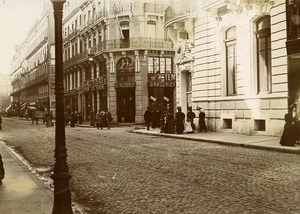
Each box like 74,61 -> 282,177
174,39 -> 194,64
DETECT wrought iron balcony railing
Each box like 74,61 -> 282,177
63,37 -> 173,69
144,3 -> 165,14
164,0 -> 196,24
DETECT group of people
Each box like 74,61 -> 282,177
280,98 -> 300,147
144,105 -> 207,134
66,111 -> 83,127
96,109 -> 112,130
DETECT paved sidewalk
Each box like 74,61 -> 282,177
133,128 -> 300,154
0,141 -> 53,214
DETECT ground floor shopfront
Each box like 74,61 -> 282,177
63,51 -> 176,124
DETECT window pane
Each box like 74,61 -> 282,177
166,58 -> 172,73
154,57 -> 160,73
160,58 -> 166,73
148,57 -> 153,73
258,50 -> 267,92
258,38 -> 265,50
227,56 -> 235,95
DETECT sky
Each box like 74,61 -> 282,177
0,0 -> 47,75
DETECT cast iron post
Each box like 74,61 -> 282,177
50,0 -> 73,213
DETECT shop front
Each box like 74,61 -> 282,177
115,57 -> 136,123
147,73 -> 176,114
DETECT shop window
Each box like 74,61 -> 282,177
256,16 -> 271,93
225,27 -> 237,96
254,119 -> 266,131
147,57 -> 173,74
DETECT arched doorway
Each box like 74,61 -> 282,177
115,57 -> 136,123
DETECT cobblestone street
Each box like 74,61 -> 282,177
1,117 -> 300,214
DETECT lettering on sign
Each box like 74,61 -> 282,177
114,82 -> 136,88
148,82 -> 176,87
113,3 -> 132,13
147,73 -> 176,87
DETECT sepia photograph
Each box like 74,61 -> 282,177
0,0 -> 300,213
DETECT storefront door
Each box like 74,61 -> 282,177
117,88 -> 135,123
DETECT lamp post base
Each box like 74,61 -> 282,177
51,173 -> 73,214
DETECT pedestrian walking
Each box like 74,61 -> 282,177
96,110 -> 104,130
144,107 -> 152,130
0,114 -> 2,131
74,111 -> 78,124
104,109 -> 112,129
175,107 -> 185,134
187,106 -> 196,133
280,113 -> 297,147
70,112 -> 75,127
0,154 -> 5,184
31,110 -> 36,124
78,112 -> 83,124
198,107 -> 207,133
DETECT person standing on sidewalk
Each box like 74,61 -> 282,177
144,107 -> 152,130
280,112 -> 297,147
104,109 -> 112,129
187,107 -> 196,133
0,154 -> 5,184
175,107 -> 185,134
96,110 -> 104,130
198,107 -> 207,133
0,114 -> 2,131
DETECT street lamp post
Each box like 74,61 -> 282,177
50,0 -> 73,213
88,52 -> 95,126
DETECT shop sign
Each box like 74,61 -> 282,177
148,73 -> 176,87
148,73 -> 176,81
148,82 -> 176,87
113,3 -> 132,13
114,82 -> 136,88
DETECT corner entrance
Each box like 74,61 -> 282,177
116,88 -> 135,123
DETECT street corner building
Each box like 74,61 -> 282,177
9,0 -> 300,137
61,0 -> 176,124
165,0 -> 300,137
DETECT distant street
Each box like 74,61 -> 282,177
1,117 -> 300,214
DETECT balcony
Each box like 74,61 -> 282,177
25,72 -> 48,88
144,3 -> 165,14
79,10 -> 104,35
63,38 -> 173,69
98,37 -> 173,52
63,28 -> 78,43
164,0 -> 196,28
64,51 -> 88,70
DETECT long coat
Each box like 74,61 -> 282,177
175,112 -> 185,134
96,112 -> 104,125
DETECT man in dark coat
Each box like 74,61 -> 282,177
144,107 -> 152,130
280,113 -> 297,146
187,107 -> 196,133
0,114 -> 2,131
0,154 -> 5,184
175,107 -> 185,134
198,108 -> 207,133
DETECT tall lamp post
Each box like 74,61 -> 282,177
88,52 -> 95,126
50,0 -> 73,213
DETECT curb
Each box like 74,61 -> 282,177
132,130 -> 300,155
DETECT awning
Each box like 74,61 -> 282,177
27,106 -> 37,110
21,103 -> 27,111
6,104 -> 13,112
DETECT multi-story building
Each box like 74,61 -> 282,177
165,0 -> 295,137
62,0 -> 175,123
10,2 -> 55,115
